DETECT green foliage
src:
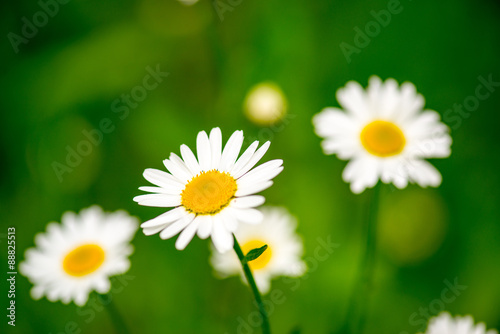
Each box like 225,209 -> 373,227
242,245 -> 269,265
1,0 -> 500,333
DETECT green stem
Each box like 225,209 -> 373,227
233,235 -> 271,334
357,183 -> 380,332
341,184 -> 381,334
98,293 -> 131,334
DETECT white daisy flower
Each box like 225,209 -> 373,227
210,206 -> 306,293
419,312 -> 498,334
19,206 -> 139,306
134,127 -> 284,253
313,76 -> 452,194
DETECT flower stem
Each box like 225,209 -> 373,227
233,235 -> 271,334
341,183 -> 381,334
98,293 -> 131,334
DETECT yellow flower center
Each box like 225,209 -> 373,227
181,170 -> 237,215
241,239 -> 272,271
360,120 -> 406,157
63,244 -> 105,277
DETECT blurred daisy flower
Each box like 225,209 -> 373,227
313,76 -> 452,194
419,312 -> 498,334
244,82 -> 288,126
177,0 -> 199,5
210,206 -> 306,293
134,127 -> 283,253
20,206 -> 138,306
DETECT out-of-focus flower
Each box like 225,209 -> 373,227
134,128 -> 283,253
210,206 -> 306,293
313,76 -> 452,194
20,206 -> 138,306
419,312 -> 498,334
177,0 -> 199,6
244,82 -> 288,126
378,188 -> 448,265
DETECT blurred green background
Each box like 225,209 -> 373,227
1,0 -> 500,333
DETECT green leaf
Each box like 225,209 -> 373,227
242,245 -> 268,265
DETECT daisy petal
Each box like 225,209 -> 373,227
196,215 -> 213,239
197,130 -> 212,170
397,82 -> 425,122
230,141 -> 259,176
180,144 -> 201,176
232,141 -> 270,179
237,159 -> 283,185
231,208 -> 264,224
94,279 -> 111,294
212,220 -> 233,253
163,158 -> 192,183
159,214 -> 195,240
342,157 -> 379,194
230,195 -> 266,209
219,130 -> 244,172
30,286 -> 44,300
138,186 -> 182,195
143,168 -> 184,189
320,138 -> 359,159
336,80 -> 369,119
175,217 -> 201,250
133,194 -> 181,207
406,136 -> 452,159
312,107 -> 356,138
407,159 -> 442,188
235,181 -> 273,197
255,275 -> 271,294
219,211 -> 238,232
210,127 -> 222,170
375,78 -> 399,119
74,292 -> 88,307
143,224 -> 168,236
170,153 -> 194,176
141,207 -> 185,228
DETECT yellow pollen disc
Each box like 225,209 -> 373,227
242,240 -> 272,271
181,170 -> 237,215
63,244 -> 105,277
360,120 -> 406,157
